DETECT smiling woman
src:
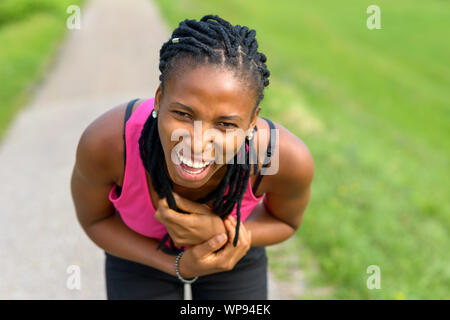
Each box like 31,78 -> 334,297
70,14 -> 314,300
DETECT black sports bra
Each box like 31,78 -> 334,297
116,98 -> 276,197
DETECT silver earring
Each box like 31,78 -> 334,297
152,110 -> 158,118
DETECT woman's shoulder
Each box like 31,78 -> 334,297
253,117 -> 314,196
75,99 -> 147,186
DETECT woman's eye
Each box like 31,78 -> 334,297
218,122 -> 237,128
172,111 -> 236,128
173,111 -> 191,118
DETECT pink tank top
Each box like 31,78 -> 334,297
108,97 -> 264,249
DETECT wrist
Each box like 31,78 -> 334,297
177,253 -> 191,278
176,251 -> 198,282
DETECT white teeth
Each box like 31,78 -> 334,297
183,167 -> 206,174
176,150 -> 211,169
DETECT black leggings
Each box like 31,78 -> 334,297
104,246 -> 268,300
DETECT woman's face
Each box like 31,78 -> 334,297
154,63 -> 259,189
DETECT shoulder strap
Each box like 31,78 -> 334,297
116,98 -> 139,197
122,98 -> 140,168
252,117 -> 276,196
250,125 -> 259,176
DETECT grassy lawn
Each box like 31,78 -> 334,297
0,0 -> 84,141
153,0 -> 450,299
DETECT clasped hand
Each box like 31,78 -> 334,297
154,192 -> 227,247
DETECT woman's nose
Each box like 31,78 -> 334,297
190,136 -> 215,161
189,126 -> 220,161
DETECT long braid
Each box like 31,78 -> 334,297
140,14 -> 270,254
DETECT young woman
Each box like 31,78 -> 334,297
70,14 -> 314,300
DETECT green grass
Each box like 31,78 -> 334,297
0,0 -> 84,141
153,0 -> 450,299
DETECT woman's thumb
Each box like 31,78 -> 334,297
195,233 -> 227,257
208,233 -> 227,251
207,233 -> 227,252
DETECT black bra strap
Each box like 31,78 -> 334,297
116,98 -> 139,198
123,98 -> 139,168
252,117 -> 276,196
249,125 -> 259,176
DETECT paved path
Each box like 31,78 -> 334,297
0,0 -> 285,299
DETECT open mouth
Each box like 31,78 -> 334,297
174,149 -> 215,181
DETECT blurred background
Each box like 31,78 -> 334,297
0,0 -> 448,299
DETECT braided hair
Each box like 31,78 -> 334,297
139,14 -> 270,255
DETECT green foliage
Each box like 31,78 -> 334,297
0,0 -> 75,27
0,0 -> 84,140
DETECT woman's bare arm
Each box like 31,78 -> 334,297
244,122 -> 315,246
70,107 -> 179,276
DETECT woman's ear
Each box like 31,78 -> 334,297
154,85 -> 162,113
249,106 -> 261,130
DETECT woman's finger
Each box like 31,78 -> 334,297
233,218 -> 251,250
231,216 -> 248,242
224,218 -> 236,245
